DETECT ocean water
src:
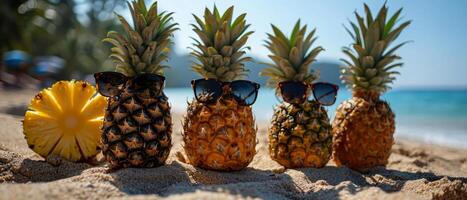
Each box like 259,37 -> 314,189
165,88 -> 467,149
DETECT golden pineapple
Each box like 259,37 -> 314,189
182,6 -> 257,171
332,3 -> 411,170
100,0 -> 177,168
260,20 -> 332,168
23,81 -> 106,162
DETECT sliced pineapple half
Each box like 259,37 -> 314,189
23,80 -> 107,162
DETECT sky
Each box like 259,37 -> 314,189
118,0 -> 467,88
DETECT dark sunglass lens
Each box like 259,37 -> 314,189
133,74 -> 165,92
194,79 -> 222,103
313,83 -> 338,106
280,82 -> 307,104
94,72 -> 126,97
230,81 -> 259,106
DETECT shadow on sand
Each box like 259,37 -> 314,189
2,104 -> 28,116
108,161 -> 467,199
296,165 -> 467,198
5,149 -> 462,199
108,161 -> 287,199
5,158 -> 92,183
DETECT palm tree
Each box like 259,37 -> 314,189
1,0 -> 125,79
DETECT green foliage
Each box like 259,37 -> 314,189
341,3 -> 411,93
260,20 -> 324,87
0,0 -> 126,79
0,1 -> 39,52
103,0 -> 178,76
190,6 -> 253,82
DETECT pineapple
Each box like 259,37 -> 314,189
100,0 -> 177,168
23,81 -> 106,162
182,6 -> 256,171
332,3 -> 411,170
260,20 -> 332,168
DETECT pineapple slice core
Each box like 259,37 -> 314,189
23,81 -> 107,162
64,115 -> 79,129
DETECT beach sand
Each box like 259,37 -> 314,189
0,89 -> 466,200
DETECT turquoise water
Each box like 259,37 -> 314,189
165,88 -> 467,149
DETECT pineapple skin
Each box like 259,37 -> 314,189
101,81 -> 172,168
332,94 -> 395,170
183,96 -> 256,171
334,4 -> 408,171
269,101 -> 332,168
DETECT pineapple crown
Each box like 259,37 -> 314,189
341,3 -> 411,95
190,6 -> 254,82
103,0 -> 178,77
260,20 -> 324,87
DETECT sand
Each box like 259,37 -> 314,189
0,89 -> 466,200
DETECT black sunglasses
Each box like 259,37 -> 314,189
94,72 -> 165,97
191,79 -> 260,106
278,81 -> 339,106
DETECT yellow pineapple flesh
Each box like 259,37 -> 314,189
23,81 -> 106,162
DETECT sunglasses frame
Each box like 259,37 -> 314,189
191,78 -> 260,106
278,81 -> 339,106
94,71 -> 166,97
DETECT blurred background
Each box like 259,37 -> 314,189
1,0 -> 466,148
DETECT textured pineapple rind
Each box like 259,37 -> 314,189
183,97 -> 257,171
268,100 -> 332,168
101,84 -> 172,168
332,97 -> 395,170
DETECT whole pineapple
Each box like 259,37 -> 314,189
260,20 -> 332,168
100,0 -> 177,168
332,4 -> 411,170
182,6 -> 256,171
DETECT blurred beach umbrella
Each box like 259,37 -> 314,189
32,56 -> 65,76
3,50 -> 32,71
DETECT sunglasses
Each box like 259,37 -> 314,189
191,79 -> 260,106
278,81 -> 339,106
94,72 -> 165,97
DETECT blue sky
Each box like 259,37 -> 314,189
120,0 -> 467,88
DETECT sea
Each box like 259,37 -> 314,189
165,88 -> 467,149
